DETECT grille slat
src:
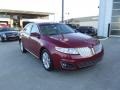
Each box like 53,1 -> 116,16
78,47 -> 93,57
77,44 -> 102,58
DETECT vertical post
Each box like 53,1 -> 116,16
62,0 -> 64,23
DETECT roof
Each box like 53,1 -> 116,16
0,9 -> 54,17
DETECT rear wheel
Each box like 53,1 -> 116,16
41,49 -> 54,71
19,41 -> 27,53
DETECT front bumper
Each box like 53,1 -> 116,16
4,36 -> 19,41
60,55 -> 103,70
52,49 -> 104,70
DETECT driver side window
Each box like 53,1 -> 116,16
24,24 -> 33,35
31,24 -> 40,34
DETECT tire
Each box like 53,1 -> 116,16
0,37 -> 4,42
41,49 -> 54,71
19,41 -> 27,53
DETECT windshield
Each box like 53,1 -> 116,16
39,24 -> 75,36
0,28 -> 19,32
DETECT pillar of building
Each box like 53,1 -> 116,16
98,0 -> 113,37
10,15 -> 13,27
19,16 -> 23,28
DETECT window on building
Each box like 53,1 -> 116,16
112,10 -> 120,16
114,0 -> 120,2
111,22 -> 120,29
113,2 -> 120,9
112,17 -> 120,22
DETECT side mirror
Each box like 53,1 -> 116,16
74,29 -> 79,33
30,33 -> 41,38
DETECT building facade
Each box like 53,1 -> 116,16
98,0 -> 120,37
0,9 -> 54,28
65,16 -> 98,29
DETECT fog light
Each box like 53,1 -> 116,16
60,61 -> 76,69
62,63 -> 67,67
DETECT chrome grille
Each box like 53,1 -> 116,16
77,44 -> 102,57
77,47 -> 93,57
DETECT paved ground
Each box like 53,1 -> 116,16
0,38 -> 120,90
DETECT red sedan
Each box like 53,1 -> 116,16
19,23 -> 104,71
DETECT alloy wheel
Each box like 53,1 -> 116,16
0,37 -> 2,42
42,52 -> 51,69
20,42 -> 24,52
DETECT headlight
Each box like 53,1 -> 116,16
55,43 -> 103,56
55,47 -> 79,54
2,34 -> 6,38
94,43 -> 103,54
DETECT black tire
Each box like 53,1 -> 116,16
41,49 -> 54,71
0,37 -> 4,42
19,41 -> 27,53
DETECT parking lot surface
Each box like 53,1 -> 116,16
0,38 -> 120,90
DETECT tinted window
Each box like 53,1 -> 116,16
0,28 -> 15,32
112,10 -> 120,16
114,0 -> 120,2
24,24 -> 33,34
111,30 -> 120,35
67,24 -> 77,29
58,24 -> 75,34
0,28 -> 9,32
31,24 -> 40,33
113,3 -> 120,9
112,16 -> 120,22
39,24 -> 75,36
111,22 -> 120,29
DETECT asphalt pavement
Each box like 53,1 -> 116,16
0,38 -> 120,90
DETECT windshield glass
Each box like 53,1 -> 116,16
0,28 -> 19,32
39,24 -> 75,36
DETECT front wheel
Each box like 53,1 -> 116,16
0,37 -> 4,42
41,49 -> 54,71
19,41 -> 27,53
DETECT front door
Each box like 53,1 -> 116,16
29,24 -> 41,58
22,24 -> 33,51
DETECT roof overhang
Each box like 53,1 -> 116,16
0,9 -> 54,18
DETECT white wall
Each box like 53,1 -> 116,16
79,21 -> 98,29
98,0 -> 113,37
49,14 -> 56,22
0,18 -> 10,21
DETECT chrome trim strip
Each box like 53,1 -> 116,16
25,48 -> 39,59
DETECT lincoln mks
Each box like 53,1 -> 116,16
19,23 -> 104,71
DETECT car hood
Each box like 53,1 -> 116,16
44,33 -> 99,48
